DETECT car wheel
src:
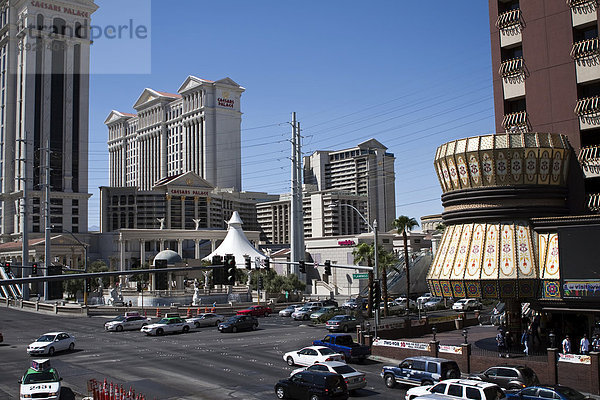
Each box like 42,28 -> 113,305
232,326 -> 237,333
116,325 -> 123,332
183,325 -> 190,333
310,394 -> 320,400
156,328 -> 164,336
287,356 -> 294,366
275,385 -> 286,399
252,323 -> 258,331
194,322 -> 200,328
384,374 -> 396,388
69,342 -> 75,351
343,325 -> 349,333
422,380 -> 433,386
303,314 -> 309,321
445,369 -> 460,379
48,347 -> 55,356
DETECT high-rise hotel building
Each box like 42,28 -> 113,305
489,0 -> 600,211
0,0 -> 97,240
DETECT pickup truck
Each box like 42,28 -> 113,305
312,333 -> 370,362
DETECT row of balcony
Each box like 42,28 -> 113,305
587,193 -> 600,212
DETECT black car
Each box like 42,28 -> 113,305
275,370 -> 349,400
471,365 -> 539,390
322,299 -> 339,308
218,315 -> 258,333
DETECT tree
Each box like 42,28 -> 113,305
378,246 -> 399,317
392,216 -> 419,306
353,243 -> 374,318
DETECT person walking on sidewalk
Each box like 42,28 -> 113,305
592,335 -> 600,352
580,334 -> 590,355
521,329 -> 530,356
497,329 -> 507,358
562,335 -> 572,354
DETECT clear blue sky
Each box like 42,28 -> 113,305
87,0 -> 495,230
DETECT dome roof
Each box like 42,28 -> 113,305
153,250 -> 183,265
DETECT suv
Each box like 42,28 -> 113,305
382,356 -> 460,388
275,370 -> 349,400
406,379 -> 505,400
470,366 -> 539,390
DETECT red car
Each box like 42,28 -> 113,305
237,305 -> 272,317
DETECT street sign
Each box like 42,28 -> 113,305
352,273 -> 369,279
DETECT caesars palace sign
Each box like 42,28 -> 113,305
168,188 -> 211,196
30,1 -> 90,18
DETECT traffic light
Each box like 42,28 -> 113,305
372,279 -> 381,305
31,263 -> 38,275
212,255 -> 222,266
85,278 -> 92,293
298,260 -> 306,274
264,258 -> 270,271
258,276 -> 264,290
245,257 -> 252,270
4,262 -> 10,274
211,255 -> 225,285
324,260 -> 331,276
225,254 -> 236,285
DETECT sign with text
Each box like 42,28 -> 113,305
439,345 -> 463,354
563,280 -> 600,298
372,339 -> 430,352
558,353 -> 591,364
352,273 -> 369,279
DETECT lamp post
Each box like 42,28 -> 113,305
329,203 -> 379,336
432,326 -> 437,342
549,331 -> 556,349
462,329 -> 468,344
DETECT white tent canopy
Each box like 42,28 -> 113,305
203,211 -> 266,267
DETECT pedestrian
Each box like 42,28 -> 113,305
562,335 -> 571,354
531,314 -> 541,345
496,329 -> 507,358
592,335 -> 600,352
128,300 -> 132,308
521,329 -> 530,356
505,331 -> 513,355
580,334 -> 590,355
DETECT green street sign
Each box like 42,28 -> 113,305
352,273 -> 369,279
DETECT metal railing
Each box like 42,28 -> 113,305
567,0 -> 598,14
502,111 -> 530,133
496,9 -> 523,32
571,38 -> 600,65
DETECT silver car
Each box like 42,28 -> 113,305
279,305 -> 301,317
105,312 -> 151,332
292,306 -> 321,321
186,313 -> 224,328
291,361 -> 367,392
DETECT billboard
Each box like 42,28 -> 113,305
558,226 -> 600,298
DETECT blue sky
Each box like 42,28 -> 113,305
87,0 -> 495,229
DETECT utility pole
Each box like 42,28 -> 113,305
43,136 -> 51,301
17,137 -> 30,300
295,121 -> 304,269
373,219 -> 380,337
290,112 -> 299,271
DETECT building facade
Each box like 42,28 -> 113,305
105,76 -> 244,192
490,0 -> 600,210
303,138 -> 396,231
0,0 -> 97,240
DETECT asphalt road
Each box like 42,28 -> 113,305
0,307 -> 408,400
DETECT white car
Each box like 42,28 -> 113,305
291,306 -> 320,321
417,293 -> 434,305
279,305 -> 301,317
19,359 -> 62,400
27,332 -> 75,356
423,297 -> 452,310
105,311 -> 151,332
452,299 -> 482,312
291,361 -> 367,392
283,346 -> 345,366
186,313 -> 224,328
394,297 -> 417,309
140,317 -> 194,336
405,378 -> 504,400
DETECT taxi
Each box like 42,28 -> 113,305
19,359 -> 62,400
104,311 -> 151,332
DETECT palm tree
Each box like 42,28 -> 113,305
353,243 -> 374,318
378,247 -> 399,317
392,216 -> 419,307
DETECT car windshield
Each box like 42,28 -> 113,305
110,316 -> 126,322
228,316 -> 241,322
36,335 -> 56,342
456,299 -> 467,304
156,318 -> 170,324
331,316 -> 345,321
332,365 -> 356,374
518,367 -> 535,381
554,386 -> 586,400
483,387 -> 505,400
23,371 -> 58,384
319,347 -> 335,355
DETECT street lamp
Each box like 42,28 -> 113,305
328,203 -> 379,335
462,329 -> 468,344
432,326 -> 437,342
549,331 -> 556,348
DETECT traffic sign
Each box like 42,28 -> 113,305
352,273 -> 369,279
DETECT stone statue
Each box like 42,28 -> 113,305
107,283 -> 124,306
193,218 -> 202,230
192,279 -> 201,306
157,218 -> 165,230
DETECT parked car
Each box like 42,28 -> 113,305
452,299 -> 482,312
27,332 -> 76,356
470,365 -> 539,390
104,311 -> 151,332
291,361 -> 366,393
237,305 -> 272,317
292,306 -> 321,321
424,297 -> 451,310
218,315 -> 258,333
279,305 -> 301,317
186,313 -> 224,328
506,385 -> 588,400
283,346 -> 345,366
19,359 -> 62,400
417,292 -> 434,305
394,297 -> 417,309
380,301 -> 402,312
275,370 -> 349,400
322,299 -> 339,308
381,356 -> 460,388
326,315 -> 359,332
305,301 -> 324,309
341,298 -> 367,310
140,317 -> 193,336
312,334 -> 370,362
310,306 -> 337,320
406,378 -> 505,400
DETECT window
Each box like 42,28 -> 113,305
427,363 -> 437,373
412,360 -> 426,371
466,387 -> 482,400
399,360 -> 412,369
498,368 -> 518,378
486,368 -> 498,377
431,384 -> 447,394
539,390 -> 555,399
520,388 -> 537,397
447,385 -> 463,397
